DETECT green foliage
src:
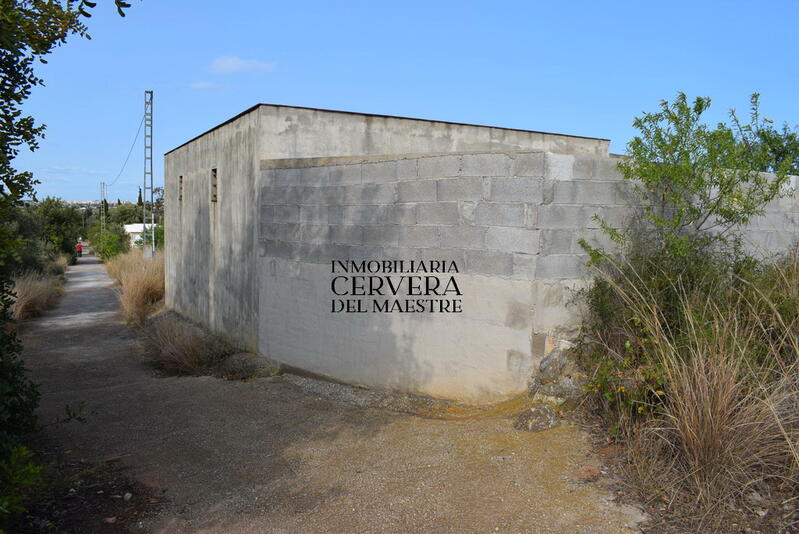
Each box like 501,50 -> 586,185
31,197 -> 81,259
579,93 -> 798,435
610,92 -> 793,257
92,226 -> 129,261
109,202 -> 142,225
0,444 -> 42,530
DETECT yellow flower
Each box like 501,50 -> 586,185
637,406 -> 645,414
655,390 -> 665,396
618,386 -> 627,393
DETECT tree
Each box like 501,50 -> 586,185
586,93 -> 794,258
137,187 -> 143,206
109,201 -> 141,225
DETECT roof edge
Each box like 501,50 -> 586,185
165,103 -> 610,156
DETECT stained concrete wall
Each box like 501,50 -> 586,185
165,104 -> 799,403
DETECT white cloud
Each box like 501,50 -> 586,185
208,55 -> 276,74
190,81 -> 217,89
40,166 -> 99,175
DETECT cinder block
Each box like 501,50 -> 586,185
261,186 -> 287,204
398,180 -> 437,202
329,165 -> 362,185
329,205 -> 365,225
344,184 -> 396,205
544,153 -> 575,181
525,205 -> 538,227
485,227 -> 539,254
595,157 -> 624,180
465,249 -> 514,276
537,205 -> 589,229
273,205 -> 299,223
512,152 -> 545,177
540,229 -> 573,254
459,201 -> 477,225
512,253 -> 537,280
418,155 -> 461,178
590,206 -> 631,229
489,177 -> 543,202
461,153 -> 509,177
439,226 -> 486,249
398,226 -> 440,248
299,205 -> 328,223
396,158 -> 418,181
382,204 -> 417,225
363,225 -> 400,246
553,181 -> 618,205
360,183 -> 396,204
260,169 -> 275,185
437,177 -> 485,201
297,166 -> 331,186
329,225 -> 364,245
296,186 -> 324,205
319,185 -> 346,205
535,254 -> 588,280
422,247 -> 466,268
261,205 -> 275,222
300,224 -> 329,244
572,156 -> 596,180
417,202 -> 459,225
261,239 -> 293,259
474,202 -> 526,227
362,161 -> 398,184
274,168 -> 303,186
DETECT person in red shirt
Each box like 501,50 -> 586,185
76,242 -> 83,258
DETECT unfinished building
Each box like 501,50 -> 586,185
164,104 -> 798,403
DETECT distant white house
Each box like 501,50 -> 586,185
123,223 -> 154,246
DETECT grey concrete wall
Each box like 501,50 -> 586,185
164,109 -> 261,349
256,105 -> 609,159
165,105 -> 799,404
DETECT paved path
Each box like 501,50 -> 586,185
22,255 -> 646,533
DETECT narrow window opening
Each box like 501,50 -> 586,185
178,175 -> 183,202
210,168 -> 217,202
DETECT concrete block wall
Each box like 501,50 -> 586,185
165,104 -> 799,404
255,151 -> 799,403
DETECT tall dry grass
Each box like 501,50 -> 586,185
590,254 -> 799,526
11,271 -> 63,321
142,312 -> 232,375
106,250 -> 165,325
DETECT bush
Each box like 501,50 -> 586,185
577,93 -> 799,527
582,256 -> 799,524
106,250 -> 164,325
10,272 -> 63,321
0,444 -> 42,529
92,229 -> 129,262
142,312 -> 232,375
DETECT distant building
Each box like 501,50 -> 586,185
123,223 -> 153,246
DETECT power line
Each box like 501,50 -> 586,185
107,114 -> 144,187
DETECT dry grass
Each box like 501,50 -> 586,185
595,258 -> 799,527
142,312 -> 232,375
11,271 -> 63,321
106,250 -> 165,325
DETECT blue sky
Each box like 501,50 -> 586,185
16,0 -> 799,201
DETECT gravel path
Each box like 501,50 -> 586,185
22,255 -> 646,533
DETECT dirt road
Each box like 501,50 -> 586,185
21,255 -> 645,533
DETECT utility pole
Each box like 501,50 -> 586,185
142,90 -> 155,255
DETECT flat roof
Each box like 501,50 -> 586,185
165,103 -> 610,155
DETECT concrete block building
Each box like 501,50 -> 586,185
164,104 -> 799,404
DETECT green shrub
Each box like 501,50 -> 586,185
577,93 -> 799,525
92,228 -> 129,262
0,445 -> 42,530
